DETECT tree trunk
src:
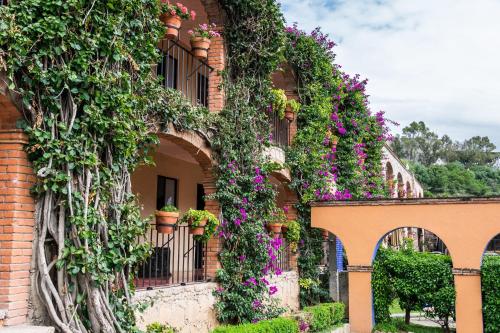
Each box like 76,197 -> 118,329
405,308 -> 411,324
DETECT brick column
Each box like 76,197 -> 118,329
0,129 -> 36,326
207,30 -> 225,113
202,170 -> 221,280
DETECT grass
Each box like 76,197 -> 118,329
374,318 -> 454,333
389,299 -> 420,316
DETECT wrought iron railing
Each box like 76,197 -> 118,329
135,224 -> 208,290
486,235 -> 500,253
277,239 -> 292,272
157,39 -> 213,107
269,112 -> 290,147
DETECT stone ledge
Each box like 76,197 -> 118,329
452,268 -> 481,276
0,326 -> 55,333
347,265 -> 373,272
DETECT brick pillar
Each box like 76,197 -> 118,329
0,129 -> 36,326
202,169 -> 221,280
207,29 -> 225,113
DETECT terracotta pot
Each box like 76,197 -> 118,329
160,14 -> 182,40
155,211 -> 179,234
190,37 -> 211,60
322,229 -> 329,240
267,223 -> 282,239
281,224 -> 289,234
189,218 -> 207,235
284,106 -> 295,122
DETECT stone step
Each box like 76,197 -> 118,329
0,325 -> 55,333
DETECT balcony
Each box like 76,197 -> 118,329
135,224 -> 208,289
157,39 -> 213,107
269,111 -> 290,147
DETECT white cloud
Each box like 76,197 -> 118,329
279,0 -> 500,147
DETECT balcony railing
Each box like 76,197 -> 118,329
135,224 -> 208,290
157,39 -> 213,107
277,239 -> 292,272
269,112 -> 290,147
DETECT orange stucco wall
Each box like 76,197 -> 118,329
311,198 -> 500,333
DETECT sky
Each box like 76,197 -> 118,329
279,0 -> 500,148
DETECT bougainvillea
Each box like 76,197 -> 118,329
212,0 -> 287,324
285,24 -> 391,305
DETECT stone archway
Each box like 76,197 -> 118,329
397,173 -> 404,198
311,198 -> 500,333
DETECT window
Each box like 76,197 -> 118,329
156,176 -> 178,210
157,55 -> 178,89
197,73 -> 208,107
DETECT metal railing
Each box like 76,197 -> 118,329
486,235 -> 500,253
277,239 -> 292,272
157,39 -> 213,107
269,111 -> 290,147
135,224 -> 208,290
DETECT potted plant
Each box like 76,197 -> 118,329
181,209 -> 219,242
155,204 -> 179,234
283,220 -> 301,252
188,23 -> 221,60
284,99 -> 300,122
159,1 -> 196,40
267,207 -> 287,239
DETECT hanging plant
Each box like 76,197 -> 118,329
283,220 -> 301,252
266,207 -> 287,239
188,23 -> 221,60
270,88 -> 287,118
159,0 -> 196,39
155,204 -> 179,234
181,209 -> 220,242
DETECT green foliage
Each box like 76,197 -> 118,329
146,322 -> 175,333
303,303 -> 345,332
287,99 -> 301,114
285,25 -> 389,306
211,317 -> 299,333
373,247 -> 455,331
482,255 -> 500,333
284,220 -> 301,252
410,161 -> 500,197
0,0 -> 173,331
159,205 -> 179,212
372,321 -> 398,333
181,209 -> 220,242
271,88 -> 287,119
212,0 -> 287,325
392,121 -> 499,167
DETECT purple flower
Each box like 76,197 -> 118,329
239,207 -> 247,221
252,300 -> 262,309
234,218 -> 241,226
338,127 -> 347,135
299,321 -> 310,332
269,285 -> 278,295
239,255 -> 246,262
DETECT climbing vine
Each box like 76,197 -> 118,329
0,1 -> 187,332
211,0 -> 287,324
284,24 -> 391,306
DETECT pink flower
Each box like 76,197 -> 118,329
170,10 -> 176,16
181,6 -> 188,14
190,10 -> 196,20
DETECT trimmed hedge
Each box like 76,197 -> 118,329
211,302 -> 346,333
303,302 -> 345,332
211,317 -> 299,333
482,255 -> 500,333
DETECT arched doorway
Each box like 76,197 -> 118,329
373,228 -> 456,332
311,198 -> 500,333
405,181 -> 413,198
385,162 -> 395,197
397,173 -> 404,198
132,129 -> 217,289
481,233 -> 500,333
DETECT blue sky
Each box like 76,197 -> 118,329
279,0 -> 500,148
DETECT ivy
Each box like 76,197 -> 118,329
0,1 -> 196,332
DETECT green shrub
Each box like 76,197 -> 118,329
372,321 -> 397,332
146,322 -> 175,333
211,317 -> 298,333
303,302 -> 345,332
482,255 -> 500,333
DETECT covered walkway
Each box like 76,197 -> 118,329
311,197 -> 500,333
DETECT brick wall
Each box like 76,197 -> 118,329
0,129 -> 35,326
207,31 -> 225,113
